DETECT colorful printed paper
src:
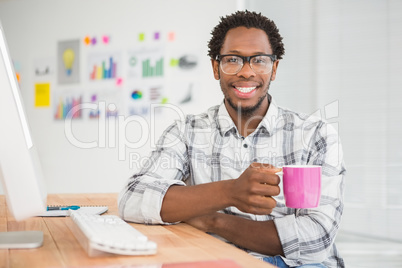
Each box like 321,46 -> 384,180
57,39 -> 80,84
34,83 -> 50,107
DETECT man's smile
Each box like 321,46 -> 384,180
234,86 -> 256,93
231,81 -> 261,99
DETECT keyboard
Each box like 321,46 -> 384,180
69,211 -> 157,256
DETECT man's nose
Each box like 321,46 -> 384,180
236,62 -> 256,79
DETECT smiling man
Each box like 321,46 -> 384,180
119,11 -> 345,268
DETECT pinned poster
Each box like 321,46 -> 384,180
34,58 -> 55,78
53,90 -> 83,120
58,39 -> 80,84
165,81 -> 196,106
167,49 -> 202,74
34,83 -> 50,107
124,83 -> 165,116
127,46 -> 165,80
88,52 -> 121,81
87,89 -> 122,119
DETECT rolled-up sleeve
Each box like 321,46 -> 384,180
118,121 -> 189,224
274,174 -> 344,263
274,122 -> 345,264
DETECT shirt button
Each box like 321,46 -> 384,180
243,144 -> 248,148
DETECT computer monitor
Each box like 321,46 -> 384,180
0,22 -> 47,248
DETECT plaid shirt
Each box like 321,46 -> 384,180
119,96 -> 346,267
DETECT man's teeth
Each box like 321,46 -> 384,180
235,87 -> 256,93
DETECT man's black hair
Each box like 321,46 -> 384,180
208,10 -> 285,60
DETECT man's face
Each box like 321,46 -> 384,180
212,27 -> 278,117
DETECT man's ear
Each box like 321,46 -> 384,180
211,59 -> 220,80
270,60 -> 279,81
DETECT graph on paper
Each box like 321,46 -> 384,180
127,47 -> 165,79
87,90 -> 122,119
88,52 -> 121,81
142,58 -> 163,77
54,95 -> 83,120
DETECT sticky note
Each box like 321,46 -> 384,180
34,83 -> 50,107
154,32 -> 160,40
116,77 -> 123,86
161,97 -> 168,104
84,36 -> 91,45
170,58 -> 179,67
139,33 -> 145,42
168,32 -> 175,41
102,35 -> 110,44
13,61 -> 21,71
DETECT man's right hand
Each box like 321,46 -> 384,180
227,162 -> 281,215
161,163 -> 281,223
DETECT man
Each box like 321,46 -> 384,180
119,10 -> 345,268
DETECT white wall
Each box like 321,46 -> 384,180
0,0 -> 237,193
246,0 -> 402,241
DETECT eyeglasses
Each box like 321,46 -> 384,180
216,54 -> 277,75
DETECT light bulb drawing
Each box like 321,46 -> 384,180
62,48 -> 75,76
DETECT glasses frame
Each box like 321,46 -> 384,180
215,54 -> 277,75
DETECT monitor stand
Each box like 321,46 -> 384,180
0,231 -> 43,248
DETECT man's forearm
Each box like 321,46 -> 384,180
207,213 -> 284,257
161,164 -> 280,223
160,180 -> 232,222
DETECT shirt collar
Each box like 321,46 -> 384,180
216,94 -> 279,137
216,102 -> 237,137
258,94 -> 279,136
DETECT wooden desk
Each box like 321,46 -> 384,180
0,193 -> 273,268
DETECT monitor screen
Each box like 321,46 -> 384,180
0,22 -> 47,248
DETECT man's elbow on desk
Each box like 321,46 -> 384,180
118,176 -> 189,224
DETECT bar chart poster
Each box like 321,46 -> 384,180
142,58 -> 163,77
87,90 -> 122,119
88,52 -> 121,81
53,90 -> 83,120
127,46 -> 165,80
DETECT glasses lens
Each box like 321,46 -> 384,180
220,55 -> 243,75
250,56 -> 273,74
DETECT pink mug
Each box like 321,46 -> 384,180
279,165 -> 321,208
